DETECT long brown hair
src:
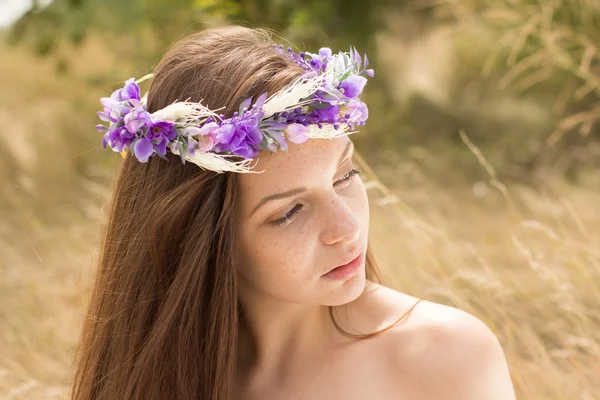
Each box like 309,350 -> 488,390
71,26 -> 390,400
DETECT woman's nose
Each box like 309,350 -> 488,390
319,199 -> 360,245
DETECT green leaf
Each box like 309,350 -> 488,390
177,138 -> 188,163
338,68 -> 352,82
259,135 -> 270,149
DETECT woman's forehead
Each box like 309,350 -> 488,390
248,138 -> 348,180
236,137 -> 351,201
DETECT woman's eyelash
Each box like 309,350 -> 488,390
271,203 -> 304,227
269,169 -> 362,227
337,168 -> 361,184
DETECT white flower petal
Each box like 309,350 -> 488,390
169,144 -> 264,174
304,124 -> 354,139
262,74 -> 323,119
151,101 -> 218,123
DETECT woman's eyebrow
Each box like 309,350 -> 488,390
249,140 -> 354,218
250,187 -> 308,218
337,139 -> 354,167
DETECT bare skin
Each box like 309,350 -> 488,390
233,137 -> 516,399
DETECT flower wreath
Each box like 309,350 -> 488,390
96,45 -> 374,173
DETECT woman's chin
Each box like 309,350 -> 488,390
321,267 -> 367,306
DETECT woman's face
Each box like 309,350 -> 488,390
234,136 -> 369,306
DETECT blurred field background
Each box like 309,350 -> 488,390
1,0 -> 599,398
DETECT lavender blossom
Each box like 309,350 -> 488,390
184,123 -> 218,152
101,124 -> 135,153
132,137 -> 154,162
148,121 -> 177,141
340,75 -> 368,98
114,78 -> 141,102
285,123 -> 310,144
343,98 -> 369,126
124,100 -> 152,134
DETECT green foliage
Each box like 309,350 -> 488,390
6,0 -> 599,183
8,0 -> 404,56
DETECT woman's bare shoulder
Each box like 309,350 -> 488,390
348,282 -> 516,399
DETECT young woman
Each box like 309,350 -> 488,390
71,25 -> 516,399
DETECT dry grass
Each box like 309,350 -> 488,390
446,0 -> 600,147
359,144 -> 600,399
1,30 -> 599,400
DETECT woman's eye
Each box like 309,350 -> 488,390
270,204 -> 303,227
269,169 -> 361,228
335,168 -> 361,187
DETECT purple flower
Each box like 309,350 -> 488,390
98,98 -> 129,123
314,104 -> 340,122
99,96 -> 118,111
214,123 -> 236,145
237,122 -> 263,147
185,122 -> 218,152
102,124 -> 135,153
253,92 -> 268,111
285,123 -> 310,144
148,120 -> 176,141
113,78 -> 141,102
133,137 -> 154,162
211,108 -> 267,158
96,124 -> 108,132
153,135 -> 169,156
214,122 -> 262,158
350,46 -> 362,69
340,75 -> 367,98
362,53 -> 375,77
212,125 -> 257,158
273,45 -> 315,72
307,47 -> 333,71
139,121 -> 177,157
319,47 -> 333,59
124,100 -> 152,134
96,79 -> 145,153
344,98 -> 369,125
231,140 -> 258,158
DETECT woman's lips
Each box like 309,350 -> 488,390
322,251 -> 364,281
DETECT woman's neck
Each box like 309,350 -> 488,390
236,291 -> 342,384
